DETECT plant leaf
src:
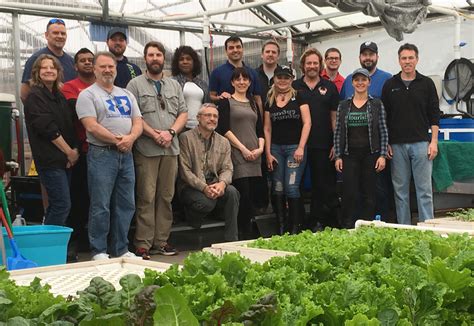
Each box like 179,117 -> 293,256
153,284 -> 199,326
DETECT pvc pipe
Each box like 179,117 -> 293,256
12,13 -> 25,176
354,220 -> 474,236
283,28 -> 293,65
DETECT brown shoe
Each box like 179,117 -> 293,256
150,243 -> 178,256
135,247 -> 151,260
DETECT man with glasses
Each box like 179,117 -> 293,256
178,103 -> 239,242
76,51 -> 143,261
126,41 -> 187,259
321,48 -> 345,93
21,18 -> 76,102
106,27 -> 142,88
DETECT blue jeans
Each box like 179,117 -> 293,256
391,142 -> 434,224
270,144 -> 307,198
87,145 -> 135,256
37,167 -> 71,226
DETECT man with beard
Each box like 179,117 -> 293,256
340,41 -> 393,223
127,41 -> 187,259
382,43 -> 440,225
209,36 -> 262,115
21,18 -> 76,102
178,103 -> 239,241
293,48 -> 340,231
76,51 -> 143,260
106,27 -> 142,88
340,42 -> 391,100
61,48 -> 95,261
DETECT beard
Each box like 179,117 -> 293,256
147,61 -> 164,75
361,59 -> 377,71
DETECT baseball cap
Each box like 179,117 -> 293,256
360,41 -> 378,54
107,27 -> 127,41
274,65 -> 294,77
351,68 -> 371,79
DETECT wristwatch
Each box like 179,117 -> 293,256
168,128 -> 176,138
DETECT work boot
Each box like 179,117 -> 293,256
288,198 -> 303,234
272,194 -> 287,235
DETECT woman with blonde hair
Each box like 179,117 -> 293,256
264,66 -> 311,234
24,54 -> 78,226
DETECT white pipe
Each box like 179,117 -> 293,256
0,0 -> 280,23
354,220 -> 473,236
202,15 -> 210,48
428,5 -> 462,59
281,28 -> 293,65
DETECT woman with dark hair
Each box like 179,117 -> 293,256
264,66 -> 311,234
217,67 -> 264,239
334,68 -> 388,228
24,54 -> 79,226
171,46 -> 210,130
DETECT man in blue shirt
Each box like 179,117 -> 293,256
106,27 -> 142,88
209,36 -> 262,114
340,42 -> 392,100
21,18 -> 76,102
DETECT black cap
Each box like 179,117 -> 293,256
107,27 -> 127,41
351,68 -> 371,80
274,65 -> 294,77
360,41 -> 378,54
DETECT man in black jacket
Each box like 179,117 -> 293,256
381,43 -> 440,225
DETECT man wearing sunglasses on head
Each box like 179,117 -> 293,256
21,18 -> 76,102
127,41 -> 187,259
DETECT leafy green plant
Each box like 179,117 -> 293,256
447,208 -> 474,222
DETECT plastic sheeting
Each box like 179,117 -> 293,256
308,0 -> 431,41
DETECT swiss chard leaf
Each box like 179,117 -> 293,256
153,284 -> 199,325
77,277 -> 121,314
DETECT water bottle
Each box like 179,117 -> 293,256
12,215 -> 26,226
374,214 -> 381,222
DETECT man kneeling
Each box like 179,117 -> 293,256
178,103 -> 239,241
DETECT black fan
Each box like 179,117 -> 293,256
443,58 -> 474,117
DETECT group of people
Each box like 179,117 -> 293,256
21,18 -> 440,261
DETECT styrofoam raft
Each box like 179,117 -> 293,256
9,258 -> 173,297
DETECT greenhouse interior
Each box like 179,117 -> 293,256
0,0 -> 473,324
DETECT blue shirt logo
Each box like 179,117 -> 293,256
106,96 -> 132,116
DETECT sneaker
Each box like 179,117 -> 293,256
150,243 -> 178,256
119,251 -> 140,259
91,253 -> 110,261
135,248 -> 151,260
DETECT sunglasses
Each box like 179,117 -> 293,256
47,18 -> 65,29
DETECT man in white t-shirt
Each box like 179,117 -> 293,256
76,51 -> 143,261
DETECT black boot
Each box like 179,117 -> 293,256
272,194 -> 287,235
288,198 -> 303,234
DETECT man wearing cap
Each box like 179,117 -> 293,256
126,41 -> 187,259
106,27 -> 142,88
178,103 -> 239,241
381,43 -> 440,225
21,18 -> 76,102
321,48 -> 345,93
293,48 -> 340,230
209,36 -> 263,115
340,42 -> 392,100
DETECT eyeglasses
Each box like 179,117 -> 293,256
326,57 -> 340,61
47,18 -> 65,29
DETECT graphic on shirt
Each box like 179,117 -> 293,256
348,111 -> 368,127
271,109 -> 300,122
105,95 -> 132,117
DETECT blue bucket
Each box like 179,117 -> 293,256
1,225 -> 72,267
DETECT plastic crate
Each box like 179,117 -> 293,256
1,225 -> 72,267
10,258 -> 172,297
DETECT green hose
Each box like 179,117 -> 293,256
0,180 -> 13,231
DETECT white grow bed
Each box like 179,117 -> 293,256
418,217 -> 474,230
205,220 -> 473,263
9,258 -> 173,298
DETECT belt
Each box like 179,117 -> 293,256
90,143 -> 120,151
